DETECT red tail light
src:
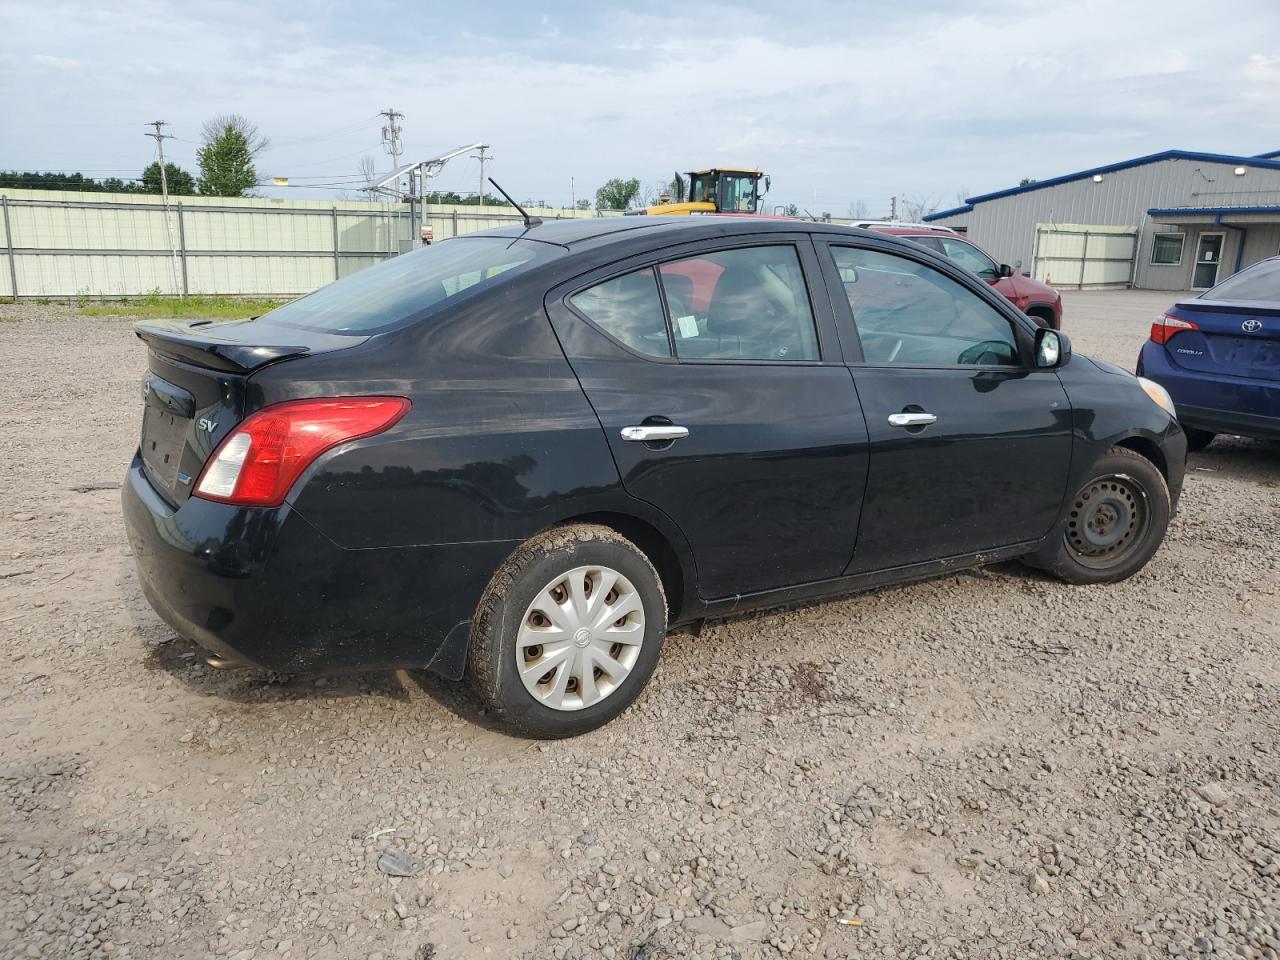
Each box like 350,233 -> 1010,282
194,397 -> 411,507
1150,313 -> 1198,345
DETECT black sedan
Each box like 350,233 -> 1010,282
123,217 -> 1186,737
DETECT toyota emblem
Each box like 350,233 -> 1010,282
1241,318 -> 1263,333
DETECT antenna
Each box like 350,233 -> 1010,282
488,178 -> 541,228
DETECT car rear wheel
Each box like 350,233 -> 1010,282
1183,427 -> 1216,452
1026,446 -> 1171,585
467,524 -> 666,738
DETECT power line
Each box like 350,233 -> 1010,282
260,115 -> 384,151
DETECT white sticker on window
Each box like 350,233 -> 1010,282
676,315 -> 699,338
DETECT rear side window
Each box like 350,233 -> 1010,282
657,245 -> 819,361
263,237 -> 555,334
569,268 -> 672,358
1202,257 -> 1280,301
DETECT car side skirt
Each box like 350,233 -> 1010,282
685,538 -> 1044,624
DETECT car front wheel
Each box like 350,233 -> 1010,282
1027,446 -> 1171,585
467,524 -> 667,738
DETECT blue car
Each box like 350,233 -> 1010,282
1137,256 -> 1280,451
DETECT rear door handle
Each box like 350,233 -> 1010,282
887,412 -> 937,428
620,425 -> 689,442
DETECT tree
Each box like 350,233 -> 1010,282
198,114 -> 268,197
141,161 -> 195,196
358,155 -> 378,191
846,200 -> 870,219
783,203 -> 801,217
594,177 -> 641,211
899,194 -> 940,222
0,170 -> 146,193
575,198 -> 591,210
1018,177 -> 1037,186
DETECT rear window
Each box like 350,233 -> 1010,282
1202,258 -> 1280,302
263,237 -> 557,333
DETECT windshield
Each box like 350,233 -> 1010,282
719,174 -> 758,213
263,237 -> 557,333
1202,257 -> 1280,302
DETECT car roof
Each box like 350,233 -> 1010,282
864,225 -> 960,237
475,215 -> 876,250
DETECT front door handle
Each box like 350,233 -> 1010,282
621,425 -> 689,442
887,412 -> 937,428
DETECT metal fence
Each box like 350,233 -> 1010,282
1030,223 -> 1139,289
0,190 -> 609,299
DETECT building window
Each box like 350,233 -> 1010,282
1150,233 -> 1184,265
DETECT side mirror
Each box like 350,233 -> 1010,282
1034,327 -> 1071,368
763,176 -> 771,193
998,263 -> 1015,278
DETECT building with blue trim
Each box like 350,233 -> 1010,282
923,150 -> 1280,291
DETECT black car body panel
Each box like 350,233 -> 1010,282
122,217 -> 1186,678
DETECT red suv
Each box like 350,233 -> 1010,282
862,224 -> 1062,329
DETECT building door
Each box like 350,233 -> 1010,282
1192,233 -> 1225,289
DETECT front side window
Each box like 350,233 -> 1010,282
830,246 -> 1019,366
264,237 -> 554,334
938,238 -> 999,280
1151,233 -> 1185,266
657,245 -> 819,361
569,268 -> 671,358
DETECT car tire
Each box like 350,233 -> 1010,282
467,523 -> 667,738
1183,427 -> 1216,452
1026,446 -> 1171,585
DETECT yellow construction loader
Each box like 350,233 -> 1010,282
627,168 -> 770,216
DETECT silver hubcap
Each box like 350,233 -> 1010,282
516,565 -> 645,712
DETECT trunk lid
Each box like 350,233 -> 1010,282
134,317 -> 367,505
1164,298 -> 1280,382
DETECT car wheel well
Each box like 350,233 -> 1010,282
557,512 -> 685,617
1025,305 -> 1055,327
1114,436 -> 1167,481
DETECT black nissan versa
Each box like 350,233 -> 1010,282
123,216 -> 1186,737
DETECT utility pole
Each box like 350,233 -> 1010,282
379,109 -> 404,257
472,145 -> 491,206
145,120 -> 182,297
379,108 -> 404,183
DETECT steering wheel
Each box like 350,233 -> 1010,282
957,340 -> 1013,365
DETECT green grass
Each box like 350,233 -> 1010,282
80,292 -> 288,320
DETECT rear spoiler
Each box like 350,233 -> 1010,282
134,319 -> 364,374
1172,298 -> 1273,316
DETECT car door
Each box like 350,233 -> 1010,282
546,235 -> 869,599
817,238 -> 1072,573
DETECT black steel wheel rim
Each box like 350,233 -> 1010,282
1064,474 -> 1150,569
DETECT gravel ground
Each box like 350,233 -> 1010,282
1,291 -> 1278,960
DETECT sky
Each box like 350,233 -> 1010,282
2,0 -> 1279,217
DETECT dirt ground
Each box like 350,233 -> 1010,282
1,290 -> 1278,960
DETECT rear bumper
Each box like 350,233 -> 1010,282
1176,404 -> 1280,440
122,453 -> 515,676
1138,342 -> 1280,441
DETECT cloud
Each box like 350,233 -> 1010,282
2,0 -> 1278,212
